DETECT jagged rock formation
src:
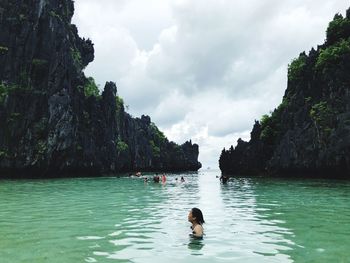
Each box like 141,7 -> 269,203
0,0 -> 201,177
219,9 -> 350,177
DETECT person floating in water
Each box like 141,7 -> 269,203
153,174 -> 160,183
181,176 -> 185,183
220,175 -> 229,184
188,207 -> 205,238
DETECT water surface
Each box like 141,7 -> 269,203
1,170 -> 349,262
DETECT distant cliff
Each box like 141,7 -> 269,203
219,8 -> 350,177
0,0 -> 201,177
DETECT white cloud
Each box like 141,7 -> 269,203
72,0 -> 350,168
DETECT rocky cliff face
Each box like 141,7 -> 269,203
219,9 -> 350,178
0,0 -> 201,177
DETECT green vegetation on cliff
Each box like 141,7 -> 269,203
316,39 -> 350,73
84,77 -> 100,98
310,101 -> 336,144
326,13 -> 350,45
115,96 -> 124,112
259,98 -> 288,145
219,8 -> 350,177
288,54 -> 307,82
0,0 -> 201,177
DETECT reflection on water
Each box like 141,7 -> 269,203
0,171 -> 349,262
250,177 -> 350,263
188,237 -> 204,255
211,176 -> 294,263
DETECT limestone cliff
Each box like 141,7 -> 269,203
0,0 -> 201,177
219,9 -> 350,177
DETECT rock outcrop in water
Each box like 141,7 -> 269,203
0,0 -> 201,177
219,9 -> 350,177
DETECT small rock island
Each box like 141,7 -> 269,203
219,8 -> 350,178
0,0 -> 201,177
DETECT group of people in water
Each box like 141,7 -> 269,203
129,173 -> 204,237
128,172 -> 232,239
133,172 -> 229,184
149,174 -> 186,183
130,172 -> 205,237
130,172 -> 186,184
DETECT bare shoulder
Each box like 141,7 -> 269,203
193,224 -> 204,237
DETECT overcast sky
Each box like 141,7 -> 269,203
72,0 -> 349,169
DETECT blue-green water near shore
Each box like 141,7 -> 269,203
1,170 -> 349,262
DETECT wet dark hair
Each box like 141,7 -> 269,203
191,207 -> 205,225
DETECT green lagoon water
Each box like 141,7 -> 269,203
0,170 -> 349,262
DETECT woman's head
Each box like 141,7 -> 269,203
188,207 -> 205,225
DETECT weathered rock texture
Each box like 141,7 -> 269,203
0,0 -> 201,177
219,9 -> 350,178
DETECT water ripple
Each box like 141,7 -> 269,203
1,172 -> 350,262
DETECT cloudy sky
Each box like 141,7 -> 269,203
72,0 -> 349,169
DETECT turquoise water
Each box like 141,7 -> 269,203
1,170 -> 349,263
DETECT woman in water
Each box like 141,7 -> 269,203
161,174 -> 166,183
188,207 -> 205,238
